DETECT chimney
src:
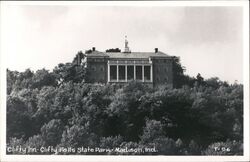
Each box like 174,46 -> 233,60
92,47 -> 96,51
155,48 -> 158,53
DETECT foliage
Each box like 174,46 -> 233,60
99,135 -> 123,148
6,58 -> 243,155
25,135 -> 45,154
140,120 -> 165,144
72,51 -> 85,65
7,96 -> 33,140
105,48 -> 121,52
7,138 -> 26,154
172,56 -> 189,88
40,119 -> 64,146
152,137 -> 177,155
60,123 -> 97,148
53,63 -> 86,84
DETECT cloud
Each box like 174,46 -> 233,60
2,5 -> 243,83
169,7 -> 242,45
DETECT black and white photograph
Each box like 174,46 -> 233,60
0,1 -> 249,161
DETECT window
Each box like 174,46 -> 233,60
144,66 -> 151,81
119,66 -> 125,80
110,65 -> 117,80
127,66 -> 134,80
136,66 -> 142,80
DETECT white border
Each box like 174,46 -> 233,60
0,1 -> 249,162
0,1 -> 248,6
242,0 -> 250,159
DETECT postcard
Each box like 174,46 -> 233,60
0,1 -> 249,162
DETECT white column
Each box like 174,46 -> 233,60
134,65 -> 136,80
107,62 -> 110,82
150,64 -> 153,82
125,65 -> 127,82
117,65 -> 119,82
142,65 -> 144,82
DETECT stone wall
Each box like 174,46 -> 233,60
86,57 -> 108,83
152,58 -> 173,87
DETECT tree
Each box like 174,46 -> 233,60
205,77 -> 225,89
60,123 -> 97,149
31,69 -> 57,89
151,137 -> 177,155
6,67 -> 244,155
10,69 -> 34,91
34,86 -> 57,125
119,141 -> 140,155
72,51 -> 86,66
40,119 -> 64,146
175,138 -> 186,155
195,73 -> 205,86
188,140 -> 201,155
25,135 -> 45,154
85,49 -> 92,54
7,96 -> 32,140
99,135 -> 123,149
105,82 -> 152,141
53,50 -> 87,84
172,57 -> 195,88
105,48 -> 121,52
10,88 -> 39,115
7,69 -> 19,95
140,120 -> 177,155
53,62 -> 86,84
140,119 -> 165,144
7,138 -> 25,154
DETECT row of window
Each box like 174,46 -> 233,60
110,65 -> 151,81
89,66 -> 170,74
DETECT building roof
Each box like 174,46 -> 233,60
106,51 -> 170,58
86,50 -> 109,57
86,50 -> 171,59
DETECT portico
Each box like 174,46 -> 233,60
107,60 -> 153,83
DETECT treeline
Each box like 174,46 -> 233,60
6,52 -> 243,155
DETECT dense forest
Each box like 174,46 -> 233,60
6,51 -> 243,155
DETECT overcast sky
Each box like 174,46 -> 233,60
1,3 -> 244,83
